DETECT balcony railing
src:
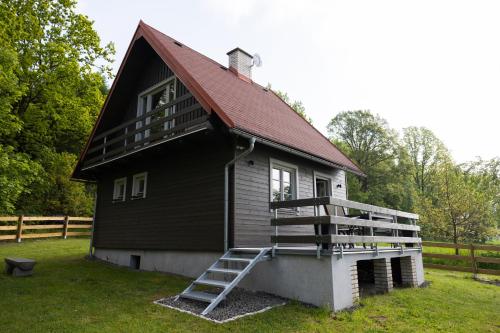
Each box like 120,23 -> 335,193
269,196 -> 421,255
83,93 -> 208,169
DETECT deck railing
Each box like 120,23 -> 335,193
83,93 -> 208,169
269,197 -> 421,253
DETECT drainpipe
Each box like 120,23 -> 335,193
224,137 -> 256,252
88,188 -> 98,257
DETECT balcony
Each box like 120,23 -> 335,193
269,197 -> 421,256
82,93 -> 208,169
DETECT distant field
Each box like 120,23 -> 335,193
0,239 -> 499,333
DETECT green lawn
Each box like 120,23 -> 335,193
0,239 -> 499,333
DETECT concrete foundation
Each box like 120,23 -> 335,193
94,247 -> 425,311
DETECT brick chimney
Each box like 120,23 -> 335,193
227,47 -> 253,80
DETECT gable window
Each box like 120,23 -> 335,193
136,78 -> 177,142
270,160 -> 298,202
131,172 -> 148,199
113,177 -> 127,202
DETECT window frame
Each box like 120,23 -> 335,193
112,177 -> 127,203
131,172 -> 148,200
313,171 -> 333,198
136,77 -> 177,142
269,158 -> 299,203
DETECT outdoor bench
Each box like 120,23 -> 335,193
4,257 -> 36,277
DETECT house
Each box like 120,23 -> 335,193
72,21 -> 424,314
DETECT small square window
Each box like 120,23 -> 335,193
131,172 -> 148,199
113,178 -> 127,202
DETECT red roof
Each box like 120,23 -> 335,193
75,21 -> 363,176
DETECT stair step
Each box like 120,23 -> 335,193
219,257 -> 252,263
179,290 -> 217,303
230,248 -> 265,253
208,267 -> 243,275
194,278 -> 231,288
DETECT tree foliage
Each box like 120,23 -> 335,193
0,0 -> 113,215
402,126 -> 449,197
267,84 -> 312,123
327,110 -> 499,244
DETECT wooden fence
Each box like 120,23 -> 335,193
0,216 -> 92,242
422,241 -> 500,276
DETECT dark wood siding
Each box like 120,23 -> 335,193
93,132 -> 233,251
233,143 -> 347,247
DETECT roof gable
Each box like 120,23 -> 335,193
141,22 -> 362,174
73,21 -> 363,177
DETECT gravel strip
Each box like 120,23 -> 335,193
155,288 -> 288,323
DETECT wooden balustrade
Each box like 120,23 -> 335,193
269,196 -> 421,249
82,93 -> 209,169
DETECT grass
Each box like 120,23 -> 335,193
0,239 -> 499,333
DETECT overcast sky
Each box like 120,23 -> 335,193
77,0 -> 499,163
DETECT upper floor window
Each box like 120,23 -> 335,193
113,177 -> 127,202
270,160 -> 298,202
131,172 -> 148,199
136,79 -> 177,142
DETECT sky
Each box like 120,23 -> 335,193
76,0 -> 499,163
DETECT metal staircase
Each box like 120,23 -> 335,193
176,247 -> 272,315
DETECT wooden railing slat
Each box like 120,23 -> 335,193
269,196 -> 419,220
66,231 -> 91,236
23,216 -> 65,221
422,242 -> 472,250
22,232 -> 63,239
424,263 -> 474,273
0,235 -> 17,240
0,226 -> 18,231
422,253 -> 472,261
23,225 -> 64,230
66,224 -> 92,229
475,256 -> 500,264
67,217 -> 93,221
0,216 -> 19,222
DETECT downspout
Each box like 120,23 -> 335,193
88,188 -> 98,257
224,137 -> 256,252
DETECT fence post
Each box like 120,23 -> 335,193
16,215 -> 24,243
470,244 -> 477,278
63,216 -> 69,239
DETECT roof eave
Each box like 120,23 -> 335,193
230,128 -> 366,177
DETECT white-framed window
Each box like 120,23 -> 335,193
113,177 -> 127,202
270,159 -> 299,202
131,172 -> 148,199
136,78 -> 177,142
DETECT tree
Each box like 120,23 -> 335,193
0,0 -> 114,215
327,111 -> 398,172
267,84 -> 312,123
402,127 -> 449,197
327,111 -> 402,208
417,161 -> 496,252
